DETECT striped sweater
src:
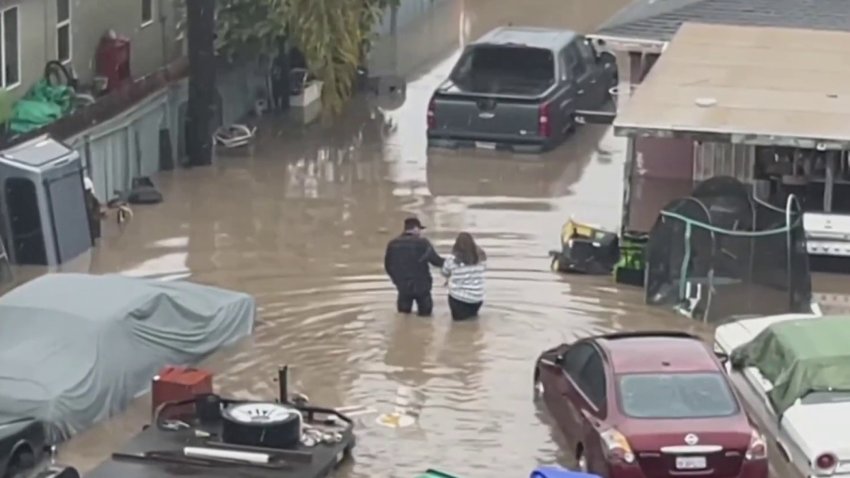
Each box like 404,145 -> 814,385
440,254 -> 486,303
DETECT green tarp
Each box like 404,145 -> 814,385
730,315 -> 850,415
8,79 -> 74,134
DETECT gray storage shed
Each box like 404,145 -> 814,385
0,135 -> 92,266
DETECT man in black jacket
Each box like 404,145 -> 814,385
384,217 -> 445,316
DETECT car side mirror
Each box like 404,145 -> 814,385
714,351 -> 729,364
598,51 -> 616,67
555,353 -> 565,365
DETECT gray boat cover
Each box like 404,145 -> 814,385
0,273 -> 255,444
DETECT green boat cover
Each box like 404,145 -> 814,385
8,79 -> 74,134
730,315 -> 850,415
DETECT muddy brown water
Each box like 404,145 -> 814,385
6,0 -> 841,476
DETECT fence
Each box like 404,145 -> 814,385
65,58 -> 268,202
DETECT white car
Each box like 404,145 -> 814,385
714,313 -> 850,478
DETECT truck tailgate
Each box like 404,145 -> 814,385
430,93 -> 543,141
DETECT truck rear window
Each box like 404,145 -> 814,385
450,45 -> 555,95
618,373 -> 739,419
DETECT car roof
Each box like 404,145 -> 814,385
596,333 -> 720,374
473,26 -> 578,50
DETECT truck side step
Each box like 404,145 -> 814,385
574,109 -> 616,125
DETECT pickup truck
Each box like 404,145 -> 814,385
427,26 -> 616,153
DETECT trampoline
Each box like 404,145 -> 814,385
645,176 -> 812,323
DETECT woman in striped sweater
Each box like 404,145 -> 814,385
441,232 -> 487,320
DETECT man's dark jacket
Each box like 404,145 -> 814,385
384,233 -> 444,295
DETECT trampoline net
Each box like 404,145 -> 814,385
645,176 -> 812,323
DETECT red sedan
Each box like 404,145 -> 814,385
533,331 -> 768,478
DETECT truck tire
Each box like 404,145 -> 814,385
221,402 -> 302,449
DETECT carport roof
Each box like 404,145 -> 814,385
613,22 -> 850,150
594,0 -> 850,43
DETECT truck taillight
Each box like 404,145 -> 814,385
816,453 -> 838,473
538,102 -> 550,137
427,98 -> 436,130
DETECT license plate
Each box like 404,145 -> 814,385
676,456 -> 706,470
475,141 -> 496,150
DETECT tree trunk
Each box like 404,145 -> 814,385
186,0 -> 216,167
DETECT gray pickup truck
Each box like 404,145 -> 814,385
427,26 -> 617,153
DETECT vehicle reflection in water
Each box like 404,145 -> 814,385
426,127 -> 607,199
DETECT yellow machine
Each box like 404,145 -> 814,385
549,218 -> 619,274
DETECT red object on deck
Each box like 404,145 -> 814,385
151,366 -> 213,420
95,31 -> 132,93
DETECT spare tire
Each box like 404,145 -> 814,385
221,402 -> 302,449
36,465 -> 81,478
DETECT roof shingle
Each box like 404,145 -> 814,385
596,0 -> 850,42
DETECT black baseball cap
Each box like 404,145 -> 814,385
403,217 -> 426,230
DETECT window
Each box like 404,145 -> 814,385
142,0 -> 154,26
578,351 -> 607,407
56,0 -> 72,63
0,6 -> 19,88
618,372 -> 739,418
561,343 -> 594,378
449,45 -> 555,95
562,343 -> 607,409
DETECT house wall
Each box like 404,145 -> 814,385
0,0 -> 46,100
617,50 -> 698,233
693,142 -> 755,183
0,0 -> 180,101
45,0 -> 182,84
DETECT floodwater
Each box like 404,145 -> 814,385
5,0 -> 801,476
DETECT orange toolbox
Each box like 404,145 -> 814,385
151,366 -> 213,419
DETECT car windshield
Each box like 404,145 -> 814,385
450,45 -> 555,95
618,372 -> 739,419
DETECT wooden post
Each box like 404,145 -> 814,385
185,0 -> 216,167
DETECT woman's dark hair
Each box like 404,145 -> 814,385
452,232 -> 486,265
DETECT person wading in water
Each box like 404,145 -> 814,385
384,217 -> 445,316
441,232 -> 486,320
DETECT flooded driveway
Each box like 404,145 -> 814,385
32,0 -> 720,475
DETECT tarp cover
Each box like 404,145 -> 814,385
0,273 -> 255,443
8,79 -> 74,134
730,315 -> 850,415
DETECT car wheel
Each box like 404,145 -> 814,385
221,402 -> 303,449
576,447 -> 588,472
